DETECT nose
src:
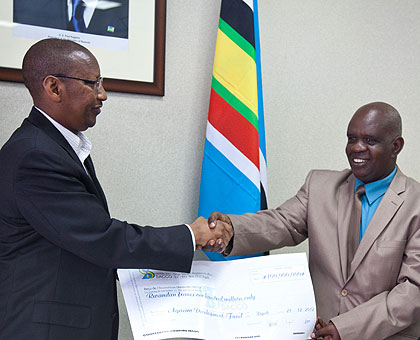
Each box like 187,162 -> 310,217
351,139 -> 367,152
97,84 -> 107,101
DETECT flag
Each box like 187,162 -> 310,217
198,0 -> 267,261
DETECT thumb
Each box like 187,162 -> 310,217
208,212 -> 220,228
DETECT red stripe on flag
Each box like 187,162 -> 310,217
208,88 -> 260,168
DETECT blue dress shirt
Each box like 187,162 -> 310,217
355,166 -> 397,242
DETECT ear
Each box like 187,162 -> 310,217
42,75 -> 62,103
392,136 -> 404,157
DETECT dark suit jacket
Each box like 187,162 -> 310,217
14,0 -> 129,38
229,169 -> 420,340
0,108 -> 193,339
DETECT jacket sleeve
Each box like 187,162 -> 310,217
13,148 -> 194,273
228,171 -> 313,256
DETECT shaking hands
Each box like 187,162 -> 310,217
190,212 -> 234,253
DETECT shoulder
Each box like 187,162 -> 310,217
1,118 -> 76,177
1,119 -> 38,158
1,119 -> 59,159
305,168 -> 353,185
297,169 -> 354,198
395,169 -> 420,196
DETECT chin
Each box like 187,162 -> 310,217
351,170 -> 370,182
88,120 -> 97,129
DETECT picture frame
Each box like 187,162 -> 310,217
0,0 -> 167,96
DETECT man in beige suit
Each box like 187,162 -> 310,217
208,102 -> 420,340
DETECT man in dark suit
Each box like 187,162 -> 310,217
0,38 -> 231,340
208,102 -> 420,339
14,0 -> 129,38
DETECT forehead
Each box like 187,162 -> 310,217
69,50 -> 100,76
347,109 -> 388,137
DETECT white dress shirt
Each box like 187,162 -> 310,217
36,107 -> 91,171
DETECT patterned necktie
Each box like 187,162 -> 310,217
72,0 -> 86,32
348,185 -> 365,266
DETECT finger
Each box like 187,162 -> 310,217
214,239 -> 224,252
317,316 -> 326,327
201,245 -> 213,252
208,212 -> 220,228
202,239 -> 223,253
314,324 -> 333,339
208,212 -> 232,228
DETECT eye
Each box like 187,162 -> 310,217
347,136 -> 356,143
365,137 -> 376,145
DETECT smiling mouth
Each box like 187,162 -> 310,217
93,106 -> 102,114
352,158 -> 368,165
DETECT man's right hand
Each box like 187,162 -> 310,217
205,211 -> 234,254
208,211 -> 233,229
190,216 -> 233,252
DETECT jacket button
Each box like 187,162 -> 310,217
341,289 -> 348,297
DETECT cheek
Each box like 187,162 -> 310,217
371,148 -> 386,161
370,149 -> 392,172
368,144 -> 380,156
345,144 -> 351,156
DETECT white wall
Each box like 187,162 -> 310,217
1,1 -> 420,339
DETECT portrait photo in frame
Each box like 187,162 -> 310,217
0,0 -> 166,96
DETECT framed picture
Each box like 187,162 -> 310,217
0,0 -> 167,96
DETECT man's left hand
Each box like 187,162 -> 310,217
311,317 -> 341,340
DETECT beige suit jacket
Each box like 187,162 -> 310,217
228,168 -> 420,340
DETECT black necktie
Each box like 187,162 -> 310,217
72,0 -> 87,32
84,156 -> 108,212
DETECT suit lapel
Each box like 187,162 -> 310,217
347,169 -> 406,280
337,175 -> 356,281
27,107 -> 109,212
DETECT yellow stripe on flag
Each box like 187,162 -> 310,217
213,28 -> 258,118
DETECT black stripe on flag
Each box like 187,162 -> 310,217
260,183 -> 268,210
220,0 -> 255,48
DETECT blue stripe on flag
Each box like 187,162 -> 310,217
253,0 -> 266,161
198,140 -> 260,218
199,140 -> 261,261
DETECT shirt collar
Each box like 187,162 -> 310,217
35,106 -> 92,165
355,166 -> 397,204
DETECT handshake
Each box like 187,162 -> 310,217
190,212 -> 233,253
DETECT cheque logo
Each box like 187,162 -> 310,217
139,269 -> 155,279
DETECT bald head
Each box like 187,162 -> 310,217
22,38 -> 98,99
350,102 -> 402,138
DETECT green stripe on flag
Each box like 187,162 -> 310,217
212,76 -> 259,131
219,18 -> 256,61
